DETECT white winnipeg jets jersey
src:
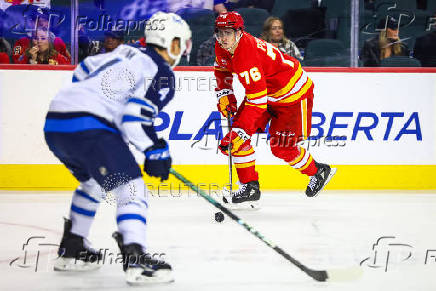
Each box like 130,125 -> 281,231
47,44 -> 175,151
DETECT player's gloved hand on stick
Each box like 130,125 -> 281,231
216,89 -> 237,117
144,138 -> 171,181
219,128 -> 251,155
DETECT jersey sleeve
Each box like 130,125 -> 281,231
119,49 -> 175,152
232,52 -> 268,135
214,43 -> 234,99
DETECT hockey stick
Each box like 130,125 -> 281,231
169,168 -> 362,282
226,112 -> 233,195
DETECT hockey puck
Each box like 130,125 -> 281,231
215,211 -> 225,222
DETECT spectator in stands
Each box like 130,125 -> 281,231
413,12 -> 436,67
12,9 -> 70,64
103,29 -> 125,53
0,37 -> 12,63
197,35 -> 215,65
24,29 -> 69,65
361,16 -> 410,66
168,0 -> 227,13
80,28 -> 125,58
260,16 -> 303,61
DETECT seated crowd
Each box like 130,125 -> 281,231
0,0 -> 435,67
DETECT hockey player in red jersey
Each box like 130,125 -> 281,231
214,12 -> 336,208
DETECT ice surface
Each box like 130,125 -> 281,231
1,191 -> 436,291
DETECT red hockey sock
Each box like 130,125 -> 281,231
235,164 -> 259,184
288,147 -> 318,176
299,158 -> 318,176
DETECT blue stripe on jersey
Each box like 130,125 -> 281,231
122,115 -> 151,123
88,58 -> 122,79
80,61 -> 90,74
72,74 -> 79,83
140,199 -> 149,208
44,116 -> 118,133
117,214 -> 147,224
127,98 -> 156,114
75,189 -> 100,203
71,204 -> 96,217
80,61 -> 89,75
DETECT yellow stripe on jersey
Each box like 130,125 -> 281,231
234,161 -> 256,169
299,155 -> 313,171
233,147 -> 255,156
214,66 -> 230,72
289,148 -> 306,166
246,103 -> 267,109
278,78 -> 313,104
268,63 -> 303,98
232,137 -> 246,153
246,89 -> 267,99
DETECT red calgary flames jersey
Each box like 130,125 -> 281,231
214,32 -> 313,134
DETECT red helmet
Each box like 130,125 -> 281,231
215,12 -> 244,31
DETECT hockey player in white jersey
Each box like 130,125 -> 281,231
43,12 -> 191,285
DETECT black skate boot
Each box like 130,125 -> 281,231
305,162 -> 337,197
54,218 -> 102,271
223,180 -> 261,210
113,232 -> 173,285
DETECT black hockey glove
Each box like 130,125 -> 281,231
144,139 -> 171,181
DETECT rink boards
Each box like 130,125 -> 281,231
0,66 -> 435,190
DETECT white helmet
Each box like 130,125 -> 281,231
145,12 -> 192,67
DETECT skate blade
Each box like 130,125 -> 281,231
53,257 -> 101,272
223,200 -> 261,211
324,167 -> 337,189
125,268 -> 174,285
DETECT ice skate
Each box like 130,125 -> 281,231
113,232 -> 174,285
305,162 -> 337,197
54,218 -> 102,271
222,180 -> 261,210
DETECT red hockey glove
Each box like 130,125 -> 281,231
219,128 -> 251,155
216,89 -> 237,117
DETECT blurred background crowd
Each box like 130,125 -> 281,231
0,0 -> 435,67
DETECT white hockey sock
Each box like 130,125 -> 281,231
113,177 -> 148,250
70,179 -> 102,238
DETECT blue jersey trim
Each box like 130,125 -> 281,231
44,116 -> 118,133
80,61 -> 90,74
122,115 -> 150,123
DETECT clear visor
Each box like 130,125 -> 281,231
214,29 -> 236,40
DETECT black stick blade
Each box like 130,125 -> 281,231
306,269 -> 328,282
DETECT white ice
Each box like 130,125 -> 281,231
1,190 -> 436,291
